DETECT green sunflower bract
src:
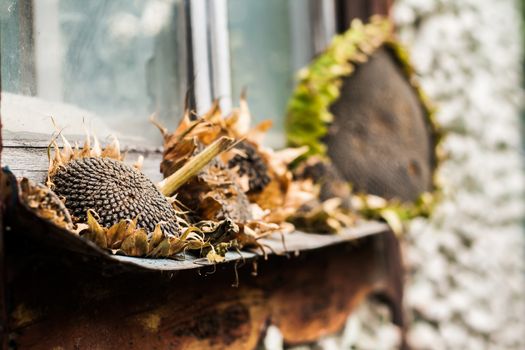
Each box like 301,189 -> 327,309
285,16 -> 445,227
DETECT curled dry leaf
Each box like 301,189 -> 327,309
47,131 -> 122,183
19,178 -> 74,231
287,198 -> 356,234
156,96 -> 356,243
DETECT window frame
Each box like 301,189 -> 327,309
0,0 -> 337,181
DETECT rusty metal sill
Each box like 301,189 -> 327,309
8,193 -> 388,272
111,221 -> 389,271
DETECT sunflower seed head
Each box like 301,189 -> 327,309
51,157 -> 182,235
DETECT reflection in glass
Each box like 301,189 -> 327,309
0,0 -> 186,139
228,0 -> 314,147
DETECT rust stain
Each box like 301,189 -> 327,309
173,303 -> 250,345
138,313 -> 162,332
12,304 -> 40,328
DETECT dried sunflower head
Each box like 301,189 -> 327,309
41,130 -> 239,258
46,131 -> 181,233
153,102 -> 256,223
227,141 -> 271,194
50,156 -> 183,235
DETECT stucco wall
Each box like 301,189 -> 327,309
393,0 -> 525,348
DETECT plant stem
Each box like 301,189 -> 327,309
157,136 -> 235,196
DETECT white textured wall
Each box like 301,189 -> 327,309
393,0 -> 525,349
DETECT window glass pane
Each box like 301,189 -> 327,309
1,0 -> 186,141
0,0 -> 35,95
228,0 -> 313,147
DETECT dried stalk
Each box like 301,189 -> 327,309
158,136 -> 235,196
